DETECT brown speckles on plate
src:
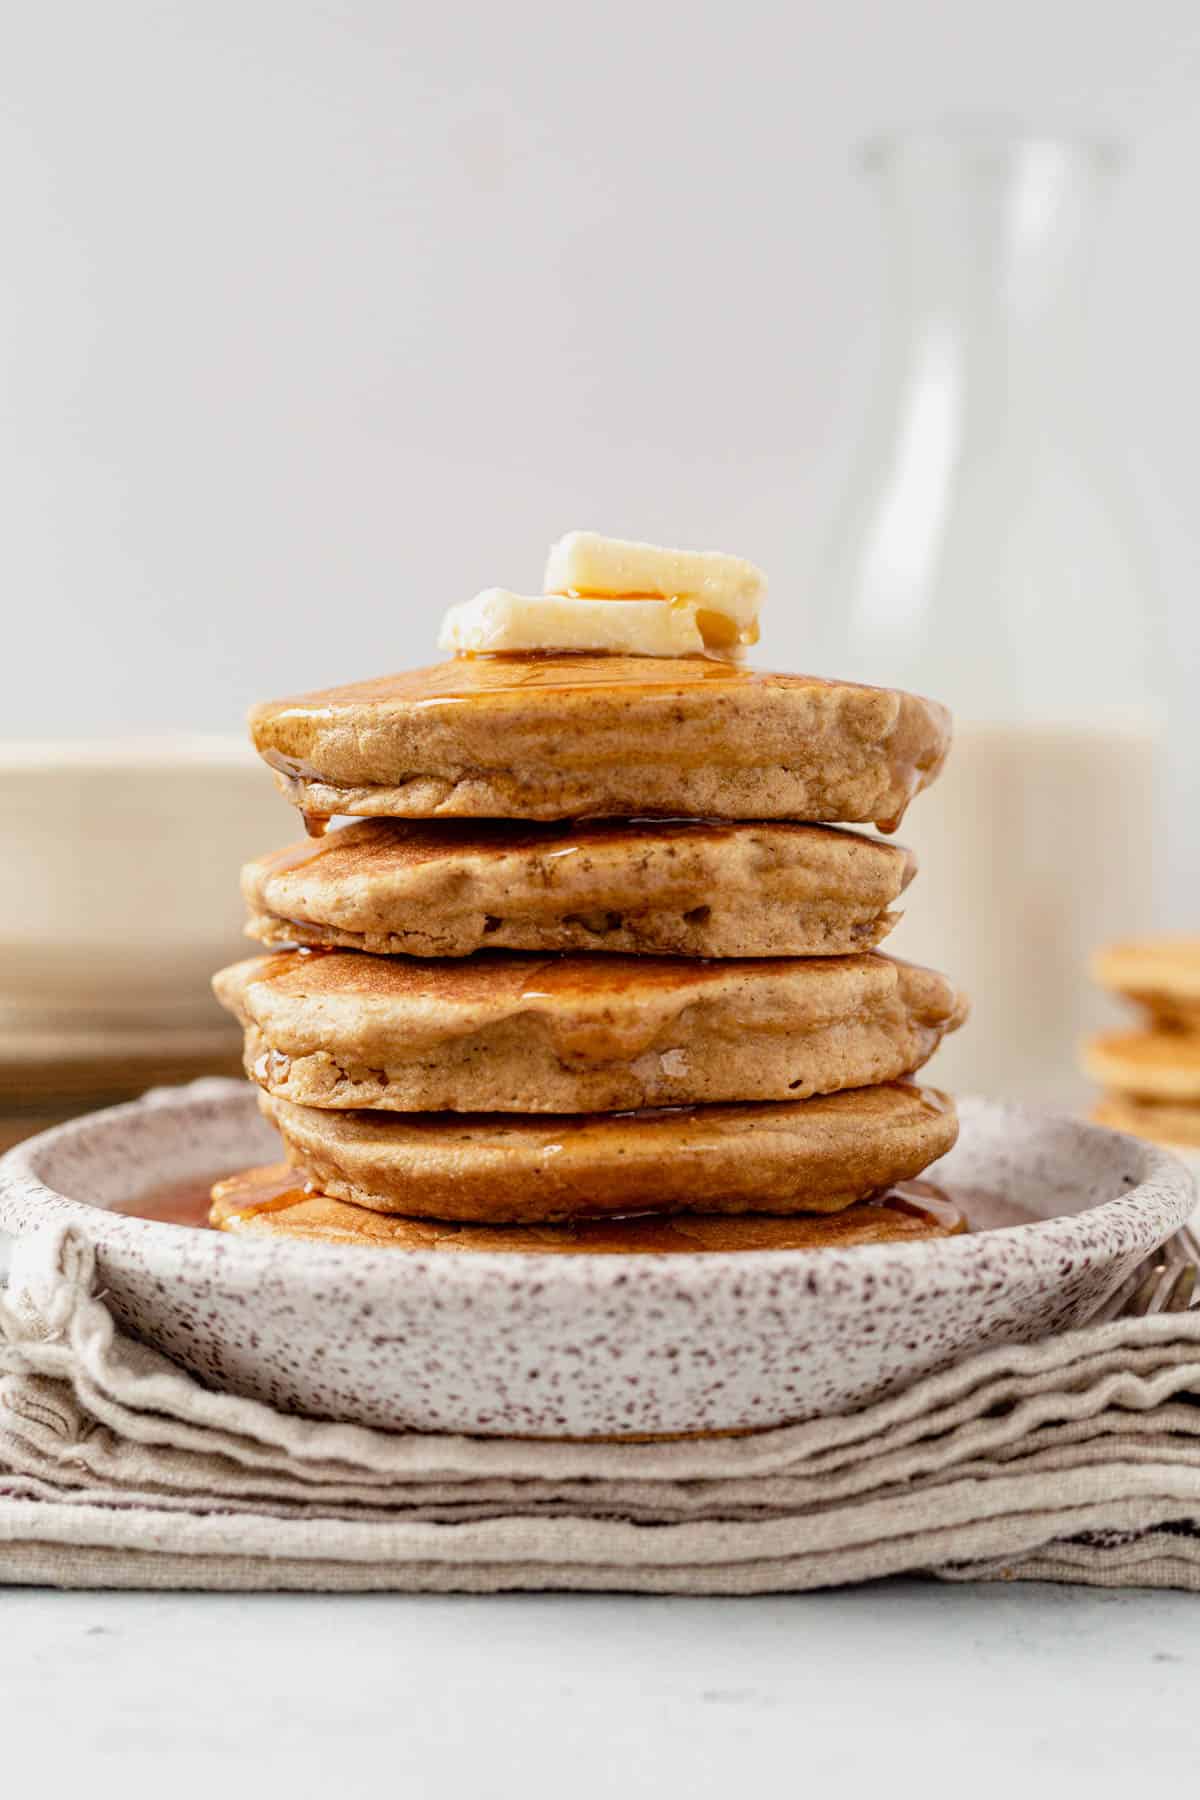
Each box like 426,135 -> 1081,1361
0,1079 -> 1194,1438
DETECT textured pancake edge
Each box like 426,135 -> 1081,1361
260,1085 -> 959,1221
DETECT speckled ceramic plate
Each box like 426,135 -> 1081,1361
0,1079 -> 1193,1438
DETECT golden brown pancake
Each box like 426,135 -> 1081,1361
260,1082 -> 958,1222
214,948 -> 968,1113
1092,1093 -> 1200,1151
248,657 -> 951,830
242,817 -> 917,960
209,1163 -> 968,1251
1091,937 -> 1200,1031
1082,1030 -> 1200,1102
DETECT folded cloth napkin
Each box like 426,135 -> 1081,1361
4,1222 -> 1200,1592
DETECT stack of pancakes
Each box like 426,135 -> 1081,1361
212,655 -> 969,1252
1086,938 -> 1200,1158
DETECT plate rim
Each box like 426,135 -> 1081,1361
0,1078 -> 1193,1301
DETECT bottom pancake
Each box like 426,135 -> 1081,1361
260,1082 -> 957,1222
210,1163 -> 968,1251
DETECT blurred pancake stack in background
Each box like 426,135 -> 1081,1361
1085,938 -> 1200,1167
212,534 -> 969,1252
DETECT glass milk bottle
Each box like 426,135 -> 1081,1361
810,126 -> 1161,1108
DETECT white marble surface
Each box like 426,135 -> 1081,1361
0,1582 -> 1195,1794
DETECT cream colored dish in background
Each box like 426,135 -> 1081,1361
0,739 -> 288,1029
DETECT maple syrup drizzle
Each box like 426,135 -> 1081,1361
255,837 -> 332,877
883,1178 -> 966,1233
110,1174 -> 226,1229
404,652 -> 755,702
209,1163 -> 310,1228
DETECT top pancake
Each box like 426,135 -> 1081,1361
248,656 -> 951,828
1092,937 -> 1200,1031
242,817 -> 916,960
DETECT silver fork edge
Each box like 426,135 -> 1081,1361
1091,1225 -> 1200,1324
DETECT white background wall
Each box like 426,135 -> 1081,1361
3,0 -> 1198,911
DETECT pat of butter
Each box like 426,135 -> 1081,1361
438,590 -> 716,657
544,531 -> 764,647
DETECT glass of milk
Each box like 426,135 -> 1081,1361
811,124 -> 1162,1108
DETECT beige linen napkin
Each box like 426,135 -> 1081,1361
4,1221 -> 1200,1592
